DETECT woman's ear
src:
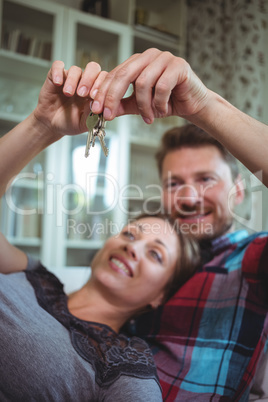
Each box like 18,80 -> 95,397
149,292 -> 164,309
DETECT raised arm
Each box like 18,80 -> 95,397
90,48 -> 268,187
0,60 -> 102,273
0,60 -> 102,197
190,90 -> 268,187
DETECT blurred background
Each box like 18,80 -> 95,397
0,0 -> 267,272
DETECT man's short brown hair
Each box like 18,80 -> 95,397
155,124 -> 239,180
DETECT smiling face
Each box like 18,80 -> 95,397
161,146 -> 244,240
90,216 -> 179,315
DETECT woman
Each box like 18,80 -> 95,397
0,59 -> 199,401
0,213 -> 199,401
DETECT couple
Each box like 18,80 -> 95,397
1,48 -> 268,401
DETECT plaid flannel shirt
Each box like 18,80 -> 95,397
133,230 -> 268,401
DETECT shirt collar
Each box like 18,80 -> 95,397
211,229 -> 249,253
198,230 -> 248,262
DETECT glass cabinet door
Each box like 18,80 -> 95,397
0,0 -> 65,261
63,7 -> 131,69
64,130 -> 122,266
0,0 -> 65,120
0,121 -> 46,259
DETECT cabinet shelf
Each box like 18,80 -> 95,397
134,24 -> 180,43
0,0 -> 185,268
134,25 -> 180,53
10,178 -> 44,190
7,235 -> 41,246
65,239 -> 104,250
0,49 -> 50,82
0,48 -> 51,67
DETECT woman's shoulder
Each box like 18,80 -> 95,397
73,321 -> 159,388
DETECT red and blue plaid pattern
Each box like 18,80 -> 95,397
134,230 -> 268,401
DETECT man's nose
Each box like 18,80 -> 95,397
177,184 -> 201,208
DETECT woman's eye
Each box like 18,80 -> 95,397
122,231 -> 135,240
150,250 -> 163,264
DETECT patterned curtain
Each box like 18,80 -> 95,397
186,0 -> 268,232
186,0 -> 267,121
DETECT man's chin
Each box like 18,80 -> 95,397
174,218 -> 234,241
174,218 -> 214,239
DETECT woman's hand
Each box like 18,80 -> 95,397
0,60 -> 107,197
90,48 -> 209,124
34,60 -> 106,138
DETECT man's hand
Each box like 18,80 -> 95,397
90,48 -> 209,124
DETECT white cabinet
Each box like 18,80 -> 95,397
0,0 -> 65,264
0,0 -> 186,268
109,0 -> 186,54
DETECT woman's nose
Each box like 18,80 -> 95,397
124,243 -> 140,261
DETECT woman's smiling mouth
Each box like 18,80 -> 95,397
110,257 -> 133,277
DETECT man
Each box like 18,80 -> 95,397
90,48 -> 268,400
1,49 -> 268,401
156,124 -> 244,241
131,123 -> 268,401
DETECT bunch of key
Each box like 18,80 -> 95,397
85,112 -> 109,158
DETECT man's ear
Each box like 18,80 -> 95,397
233,174 -> 245,206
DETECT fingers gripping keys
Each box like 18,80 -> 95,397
85,112 -> 109,158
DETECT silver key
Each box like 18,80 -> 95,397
96,114 -> 109,157
97,128 -> 109,157
91,128 -> 97,148
85,112 -> 99,157
85,128 -> 93,157
85,112 -> 109,158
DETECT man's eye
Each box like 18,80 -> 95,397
150,250 -> 163,264
200,176 -> 215,184
122,231 -> 135,240
165,181 -> 180,190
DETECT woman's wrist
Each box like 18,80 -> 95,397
0,111 -> 63,197
29,110 -> 63,147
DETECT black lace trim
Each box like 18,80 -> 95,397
25,264 -> 159,388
